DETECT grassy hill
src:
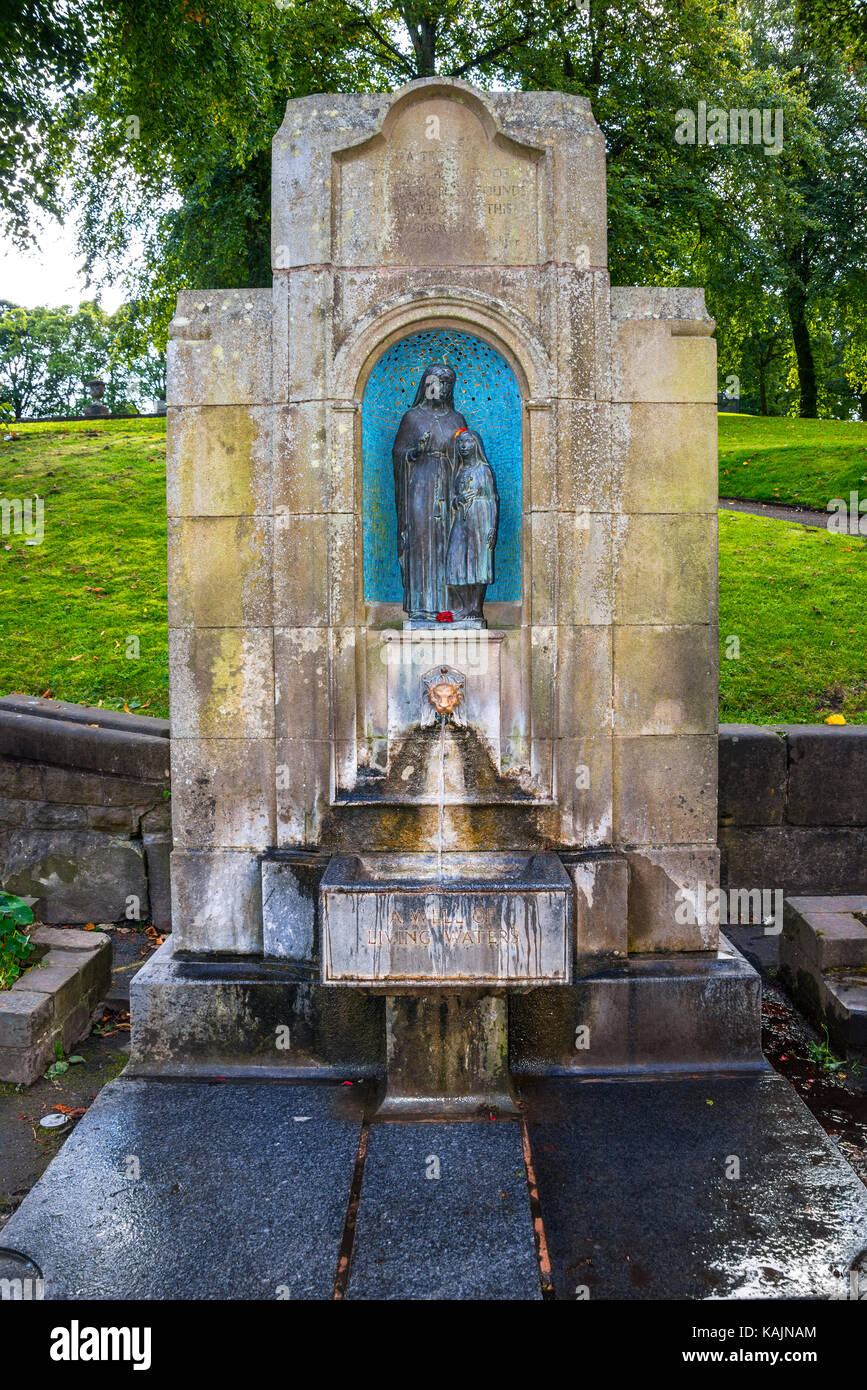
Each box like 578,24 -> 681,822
1,416 -> 865,724
718,412 -> 867,511
0,418 -> 168,716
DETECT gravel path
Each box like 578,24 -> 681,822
720,496 -> 835,530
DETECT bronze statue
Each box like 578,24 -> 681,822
392,364 -> 498,625
446,428 -> 499,622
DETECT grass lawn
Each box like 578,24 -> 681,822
719,412 -> 867,511
1,417 -> 865,725
0,417 -> 168,716
719,509 -> 867,724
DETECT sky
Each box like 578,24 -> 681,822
0,218 -> 126,313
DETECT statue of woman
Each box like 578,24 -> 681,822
445,428 -> 499,622
392,364 -> 467,621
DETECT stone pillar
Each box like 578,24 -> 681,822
166,291 -> 277,953
610,287 -> 720,952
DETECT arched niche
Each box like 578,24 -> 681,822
361,327 -> 523,606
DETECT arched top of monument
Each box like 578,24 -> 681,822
272,78 -> 607,271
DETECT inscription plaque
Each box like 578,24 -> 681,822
320,852 -> 570,985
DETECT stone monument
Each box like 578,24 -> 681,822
82,378 -> 110,418
131,77 -> 747,1109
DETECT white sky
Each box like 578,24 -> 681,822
0,219 -> 126,313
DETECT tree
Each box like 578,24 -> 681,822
0,299 -> 164,418
0,0 -> 90,242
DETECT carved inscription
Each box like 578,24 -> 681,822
335,100 -> 539,265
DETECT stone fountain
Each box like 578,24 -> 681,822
5,78 -> 867,1306
128,77 -> 744,1111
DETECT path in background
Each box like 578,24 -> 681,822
720,497 -> 842,530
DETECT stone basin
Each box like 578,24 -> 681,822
320,851 -> 571,986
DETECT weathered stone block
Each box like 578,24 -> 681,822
553,271 -> 598,398
287,268 -> 333,398
784,726 -> 867,826
556,513 -> 613,625
272,512 -> 355,628
0,796 -> 34,827
87,806 -> 138,833
611,320 -> 717,403
718,724 -> 786,827
610,288 -> 716,404
143,833 -> 172,932
275,738 -> 332,848
141,803 -> 172,833
0,756 -> 43,800
0,709 -> 169,781
625,845 -> 720,952
554,735 -> 614,847
719,826 -> 867,897
17,958 -> 84,1016
29,926 -> 110,954
509,937 -> 761,1074
166,405 -> 272,517
273,400 -> 329,514
783,895 -> 867,971
555,398 -> 613,511
171,739 -> 276,850
529,511 -> 556,625
167,517 -> 273,628
261,856 -> 321,960
28,802 -> 90,830
614,515 -> 717,625
0,990 -> 54,1048
167,289 -> 273,408
565,851 -> 628,956
556,625 -> 613,739
169,627 -> 275,740
613,735 -> 717,846
170,849 -> 263,954
0,830 -> 148,925
491,90 -> 608,268
613,625 -> 717,735
102,776 -> 168,807
614,402 -> 718,514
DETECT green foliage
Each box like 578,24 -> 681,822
807,1023 -> 861,1074
44,1038 -> 86,1080
0,0 -> 90,242
0,889 -> 35,990
0,299 -> 165,420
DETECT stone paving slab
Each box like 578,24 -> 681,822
0,1079 -> 365,1300
3,1071 -> 866,1301
521,1070 -> 867,1300
347,1120 -> 540,1300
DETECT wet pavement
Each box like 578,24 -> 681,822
1,1064 -> 866,1300
0,922 -> 159,1237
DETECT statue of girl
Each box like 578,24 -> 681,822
445,427 -> 499,623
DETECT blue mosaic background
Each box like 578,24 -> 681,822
362,329 -> 522,603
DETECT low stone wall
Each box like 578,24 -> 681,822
0,705 -> 864,928
0,926 -> 112,1084
0,697 -> 170,928
719,724 -> 867,895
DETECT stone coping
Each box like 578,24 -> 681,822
0,926 -> 113,1085
0,697 -> 169,781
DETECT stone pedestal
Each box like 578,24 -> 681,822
381,992 -> 518,1118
